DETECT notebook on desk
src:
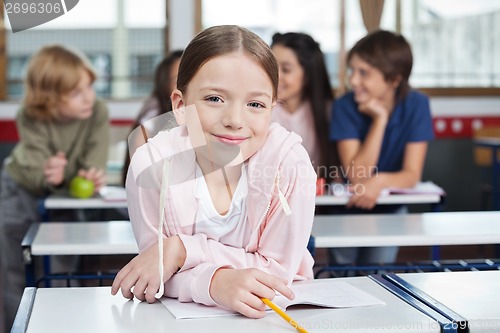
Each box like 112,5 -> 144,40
160,280 -> 385,319
331,181 -> 445,197
99,186 -> 127,202
385,181 -> 445,195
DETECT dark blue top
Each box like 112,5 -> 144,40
330,90 -> 434,172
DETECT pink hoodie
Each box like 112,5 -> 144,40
126,122 -> 316,306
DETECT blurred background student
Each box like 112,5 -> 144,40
0,45 -> 109,332
328,30 -> 434,268
121,50 -> 183,186
270,32 -> 336,181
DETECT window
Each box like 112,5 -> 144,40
401,0 -> 500,87
4,0 -> 166,99
202,0 -> 500,89
202,0 -> 342,86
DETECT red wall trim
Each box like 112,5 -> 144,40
2,117 -> 500,143
433,116 -> 500,138
0,119 -> 134,142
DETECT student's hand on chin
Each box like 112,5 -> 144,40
347,177 -> 383,210
209,268 -> 294,319
358,99 -> 388,120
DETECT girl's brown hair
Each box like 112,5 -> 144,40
347,30 -> 413,100
177,25 -> 278,101
24,45 -> 96,121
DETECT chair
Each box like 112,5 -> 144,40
473,126 -> 500,210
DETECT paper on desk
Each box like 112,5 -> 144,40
99,186 -> 127,202
330,181 -> 444,196
386,181 -> 445,195
160,280 -> 385,319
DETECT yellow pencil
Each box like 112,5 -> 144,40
261,298 -> 309,333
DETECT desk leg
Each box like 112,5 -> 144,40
23,251 -> 35,288
21,224 -> 39,287
43,256 -> 52,287
307,236 -> 315,257
38,199 -> 48,222
492,146 -> 499,210
430,196 -> 445,260
431,246 -> 441,261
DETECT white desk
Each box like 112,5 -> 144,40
25,221 -> 138,256
45,188 -> 442,209
15,277 -> 440,333
43,186 -> 128,210
311,211 -> 500,248
398,271 -> 500,333
22,221 -> 138,286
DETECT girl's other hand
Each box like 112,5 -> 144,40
44,151 -> 67,186
78,167 -> 105,192
346,176 -> 384,210
111,236 -> 186,303
209,268 -> 294,319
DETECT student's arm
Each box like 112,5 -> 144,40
114,138 -> 315,311
15,111 -> 60,195
347,141 -> 428,210
77,100 -> 109,190
168,150 -> 316,309
179,158 -> 315,274
337,106 -> 388,184
346,93 -> 434,209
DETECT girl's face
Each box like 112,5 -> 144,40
347,54 -> 399,106
272,44 -> 304,105
172,52 -> 274,168
58,69 -> 95,121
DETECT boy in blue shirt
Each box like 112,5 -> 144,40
329,30 -> 434,266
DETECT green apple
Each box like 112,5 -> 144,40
69,176 -> 95,199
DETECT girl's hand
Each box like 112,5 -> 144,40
78,167 -> 105,192
347,177 -> 384,210
111,236 -> 186,303
44,151 -> 67,186
358,98 -> 389,120
209,268 -> 294,319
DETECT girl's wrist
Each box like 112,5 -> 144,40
167,235 -> 186,271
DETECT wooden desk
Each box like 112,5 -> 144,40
22,221 -> 138,286
311,211 -> 500,248
13,277 -> 440,333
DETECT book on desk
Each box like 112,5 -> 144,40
160,279 -> 385,319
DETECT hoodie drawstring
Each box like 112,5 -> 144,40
155,158 -> 170,299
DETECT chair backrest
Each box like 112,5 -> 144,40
474,126 -> 500,167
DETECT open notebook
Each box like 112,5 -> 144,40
160,280 -> 385,319
331,181 -> 445,196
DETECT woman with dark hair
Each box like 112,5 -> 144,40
122,50 -> 183,185
271,32 -> 336,180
